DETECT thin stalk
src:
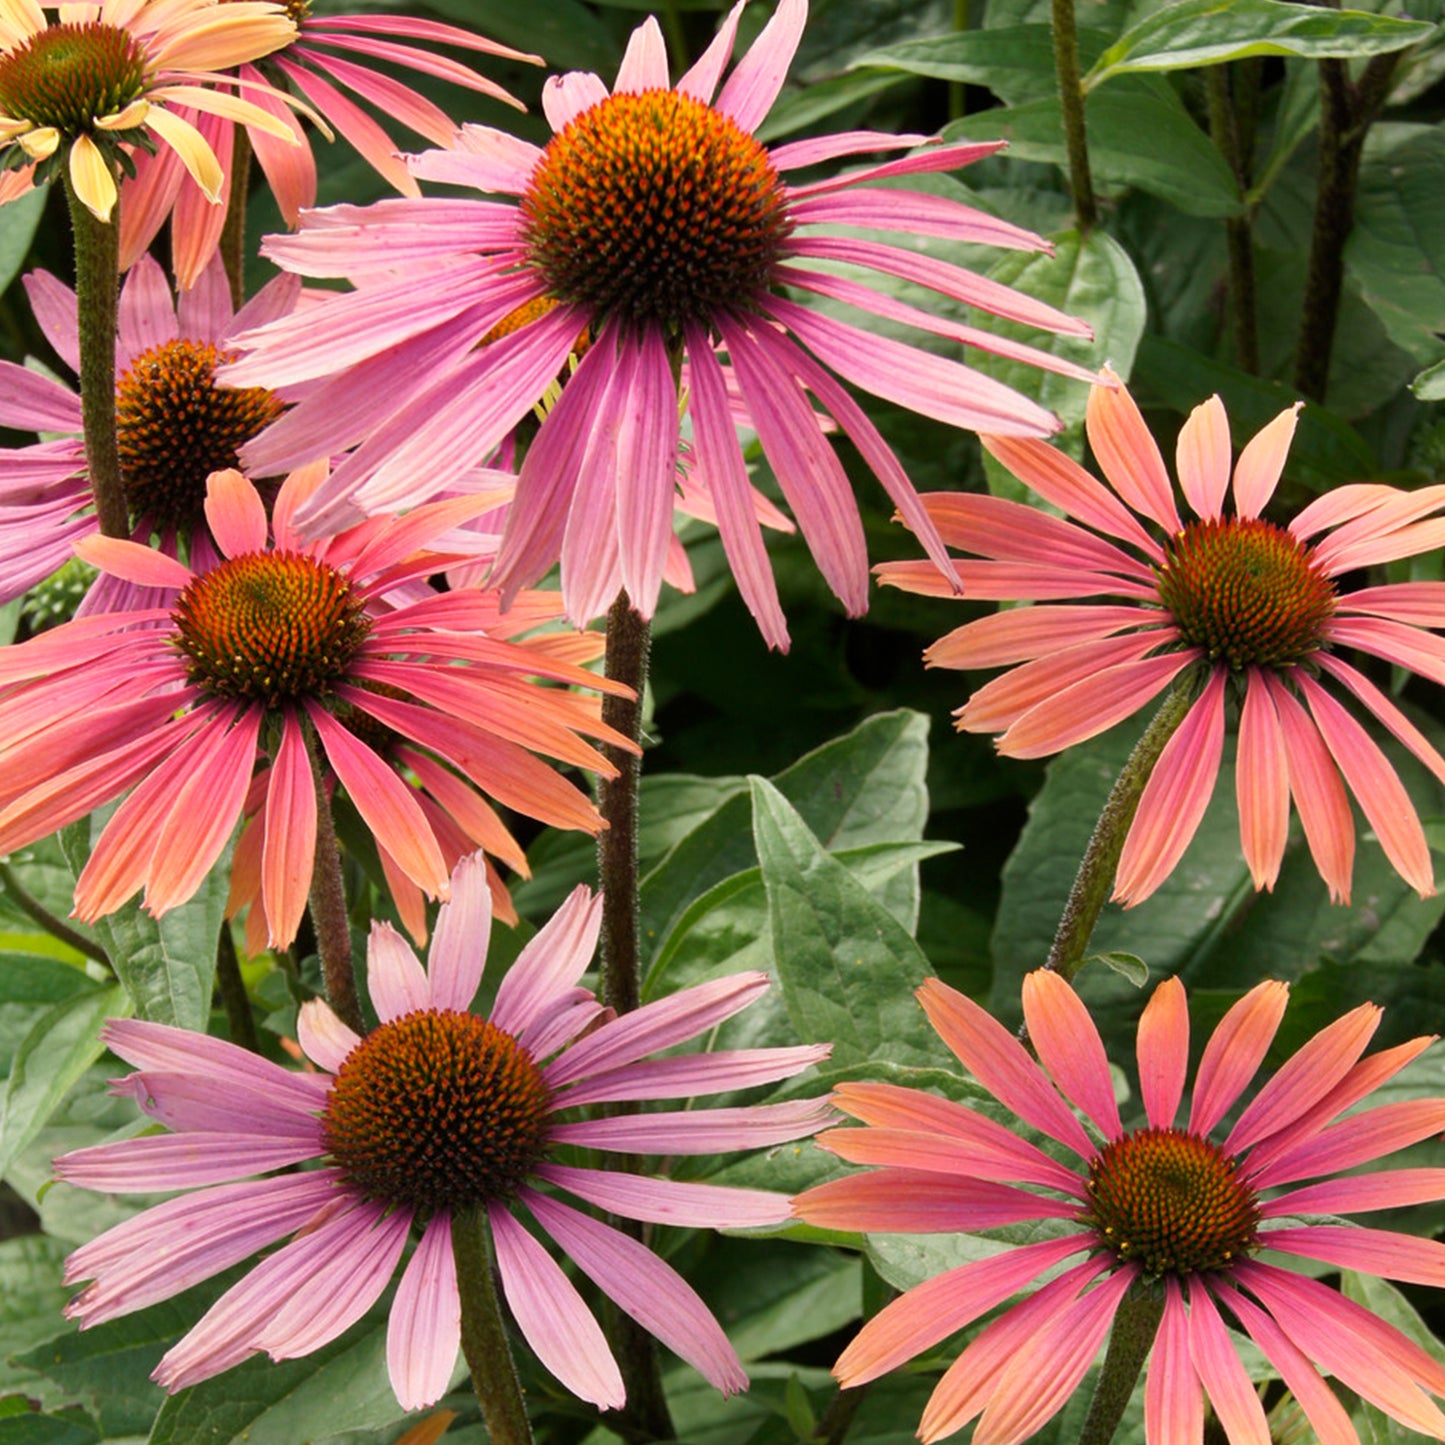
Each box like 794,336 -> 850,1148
949,0 -> 972,121
1076,1285 -> 1165,1445
1044,676 -> 1196,982
452,1208 -> 535,1445
215,921 -> 259,1052
815,1383 -> 869,1445
301,722 -> 363,1035
1207,66 -> 1259,375
219,127 -> 252,311
63,178 -> 128,539
1293,49 -> 1403,401
0,859 -> 110,966
1051,0 -> 1097,231
659,0 -> 689,71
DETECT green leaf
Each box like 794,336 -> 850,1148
945,81 -> 1243,217
0,1236 -> 72,1397
0,187 -> 46,300
0,1416 -> 98,1445
1086,0 -> 1432,89
1086,952 -> 1149,988
147,1318 -> 413,1445
419,0 -> 618,71
0,954 -> 97,1077
756,71 -> 912,144
854,25 -> 1080,105
1412,357 -> 1445,399
57,817 -> 229,1032
0,982 -> 128,1177
752,778 -> 948,1070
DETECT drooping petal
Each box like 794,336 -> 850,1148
1187,1285 -> 1270,1445
1145,1280 -> 1203,1445
260,709 -> 315,951
1235,669 -> 1290,892
386,1214 -> 460,1411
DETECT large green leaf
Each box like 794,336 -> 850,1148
945,81 -> 1243,217
1086,0 -> 1431,88
0,955 -> 96,1077
752,779 -> 948,1070
0,983 -> 128,1178
0,187 -> 45,301
855,25 -> 1090,106
0,1236 -> 72,1397
57,818 -> 230,1033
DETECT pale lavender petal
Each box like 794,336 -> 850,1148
427,852 -> 492,1011
116,254 -> 177,362
769,130 -> 933,173
23,270 -> 81,373
54,1133 -> 323,1191
549,1099 -> 833,1153
367,921 -> 431,1022
551,1044 -> 831,1108
524,1189 -> 748,1393
490,885 -> 601,1037
489,1203 -> 624,1409
614,16 -> 669,92
109,1071 -> 324,1139
543,972 -> 769,1090
520,996 -> 608,1062
178,255 -> 233,344
558,359 -> 625,626
787,139 -> 1008,199
297,998 -> 359,1074
539,1162 -> 790,1227
0,361 -> 84,432
677,1 -> 743,103
542,71 -> 609,133
386,1214 -> 460,1410
715,0 -> 804,133
616,326 -> 680,615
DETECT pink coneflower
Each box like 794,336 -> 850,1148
795,970 -> 1445,1445
57,853 -> 833,1410
220,0 -> 1098,650
879,372 -> 1445,903
120,6 -> 538,289
0,251 -> 295,607
0,465 -> 623,949
0,0 -> 301,222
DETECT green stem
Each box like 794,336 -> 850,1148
0,859 -> 110,967
659,0 -> 689,71
1076,1284 -> 1165,1445
452,1208 -> 535,1445
219,126 -> 252,311
948,0 -> 972,121
1044,676 -> 1196,982
815,1383 -> 869,1445
1051,0 -> 1097,231
301,722 -> 363,1035
1207,66 -> 1259,375
62,178 -> 128,540
215,921 -> 259,1052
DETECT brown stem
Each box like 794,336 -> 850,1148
301,721 -> 363,1035
63,178 -> 129,539
219,126 -> 252,311
452,1208 -> 535,1445
1208,66 -> 1259,375
1293,49 -> 1403,401
215,921 -> 259,1052
1044,676 -> 1196,982
1051,0 -> 1097,231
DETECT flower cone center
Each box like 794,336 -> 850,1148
0,23 -> 147,135
1156,518 -> 1335,669
116,340 -> 284,531
172,551 -> 370,706
323,1010 -> 551,1211
521,88 -> 792,327
1084,1127 -> 1259,1276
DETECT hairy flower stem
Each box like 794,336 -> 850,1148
1044,676 -> 1195,982
1293,48 -> 1403,402
452,1208 -> 536,1445
302,723 -> 363,1035
219,127 -> 252,310
0,859 -> 110,966
63,178 -> 129,539
215,922 -> 260,1051
1077,1286 -> 1165,1445
1051,0 -> 1097,231
1207,65 -> 1259,375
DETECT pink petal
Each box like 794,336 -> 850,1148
537,1162 -> 790,1228
916,978 -> 1095,1159
386,1214 -> 459,1411
1085,367 -> 1182,533
426,852 -> 491,1012
297,998 -> 359,1074
1264,1224 -> 1445,1287
1145,1280 -> 1203,1445
613,15 -> 669,93
613,330 -> 679,616
489,1205 -> 623,1409
54,1132 -> 322,1191
261,710 -> 315,951
1187,979 -> 1288,1136
1175,393 -> 1231,521
1318,653 -> 1445,788
714,0 -> 804,133
551,1043 -> 830,1108
1252,1099 -> 1445,1190
0,361 -> 83,432
1263,1168 -> 1445,1218
1137,975 -> 1188,1130
73,535 -> 192,589
23,270 -> 81,373
1236,669 -> 1290,891
1232,403 -> 1300,518
203,468 -> 268,556
523,1189 -> 747,1393
677,2 -> 743,104
117,254 -> 177,361
542,71 -> 610,133
1187,1285 -> 1270,1445
490,884 -> 601,1038
367,921 -> 430,1023
1021,969 -> 1121,1139
551,1099 -> 832,1155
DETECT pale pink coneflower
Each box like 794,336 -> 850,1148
56,853 -> 834,1410
879,371 -> 1445,903
0,0 -> 302,221
795,970 -> 1445,1445
0,251 -> 296,608
220,0 -> 1100,651
0,466 -> 625,950
119,4 -> 540,289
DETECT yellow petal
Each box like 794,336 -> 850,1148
18,125 -> 58,157
94,98 -> 151,130
151,12 -> 295,73
144,105 -> 222,202
152,84 -> 302,144
68,133 -> 118,221
0,0 -> 46,42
